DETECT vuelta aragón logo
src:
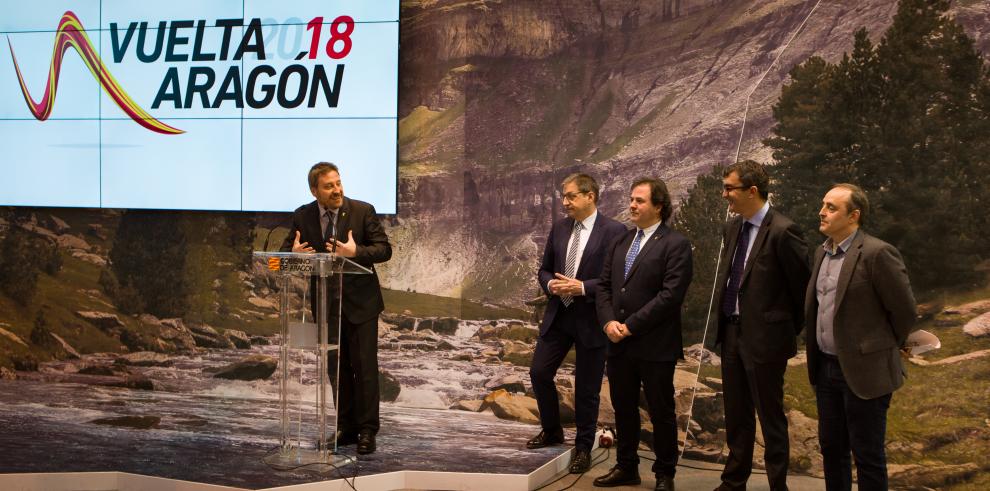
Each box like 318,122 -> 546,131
6,10 -> 353,135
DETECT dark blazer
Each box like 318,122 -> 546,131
538,213 -> 627,347
597,223 -> 693,362
280,198 -> 392,324
805,231 -> 916,399
714,208 -> 810,363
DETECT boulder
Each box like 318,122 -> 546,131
787,351 -> 807,367
78,364 -> 125,376
889,462 -> 980,489
91,415 -> 161,429
115,351 -> 174,367
556,387 -> 577,425
962,311 -> 990,338
224,329 -> 252,349
71,251 -> 106,266
379,312 -> 405,327
188,324 -> 235,349
786,409 -> 823,476
379,370 -> 401,402
449,399 -> 484,412
101,375 -> 155,390
250,336 -> 271,346
701,377 -> 723,391
482,389 -> 540,425
485,374 -> 526,394
213,355 -> 277,380
0,327 -> 28,347
76,311 -> 125,332
428,317 -> 460,335
156,320 -> 198,352
56,233 -> 91,251
684,343 -> 720,365
501,340 -> 534,367
689,392 -> 724,434
48,333 -> 82,359
48,214 -> 70,232
247,296 -> 278,310
945,299 -> 990,316
475,325 -> 500,340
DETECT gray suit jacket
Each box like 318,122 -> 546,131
804,231 -> 917,399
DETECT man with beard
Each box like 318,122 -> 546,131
281,161 -> 392,455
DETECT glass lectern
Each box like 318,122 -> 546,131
252,251 -> 371,469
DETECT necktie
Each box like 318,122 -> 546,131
323,210 -> 336,243
721,221 -> 753,316
561,222 -> 583,307
623,229 -> 645,279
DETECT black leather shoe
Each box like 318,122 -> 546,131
336,431 -> 359,445
525,428 -> 564,449
593,466 -> 640,487
356,430 -> 376,455
568,448 -> 591,474
655,474 -> 675,491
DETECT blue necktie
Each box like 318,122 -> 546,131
623,229 -> 645,279
721,221 -> 753,316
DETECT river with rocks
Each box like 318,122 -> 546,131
0,318 -> 570,489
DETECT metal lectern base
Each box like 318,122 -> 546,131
263,446 -> 356,472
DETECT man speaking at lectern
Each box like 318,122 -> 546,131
280,162 -> 392,455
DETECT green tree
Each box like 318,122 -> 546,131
109,210 -> 189,317
672,165 -> 727,344
0,212 -> 62,306
768,0 -> 990,295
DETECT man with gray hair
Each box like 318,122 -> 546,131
528,173 -> 626,474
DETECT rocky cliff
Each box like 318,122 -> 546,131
383,0 -> 990,307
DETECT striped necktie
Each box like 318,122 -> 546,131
561,221 -> 583,306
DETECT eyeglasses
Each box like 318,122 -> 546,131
562,191 -> 589,202
722,185 -> 749,193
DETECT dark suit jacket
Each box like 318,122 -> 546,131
805,231 -> 916,399
538,213 -> 627,348
279,198 -> 392,324
714,208 -> 810,363
597,223 -> 693,362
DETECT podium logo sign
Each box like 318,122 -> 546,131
268,257 -> 314,273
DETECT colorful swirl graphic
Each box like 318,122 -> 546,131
6,11 -> 183,135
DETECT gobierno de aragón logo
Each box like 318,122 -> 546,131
7,10 -> 352,135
